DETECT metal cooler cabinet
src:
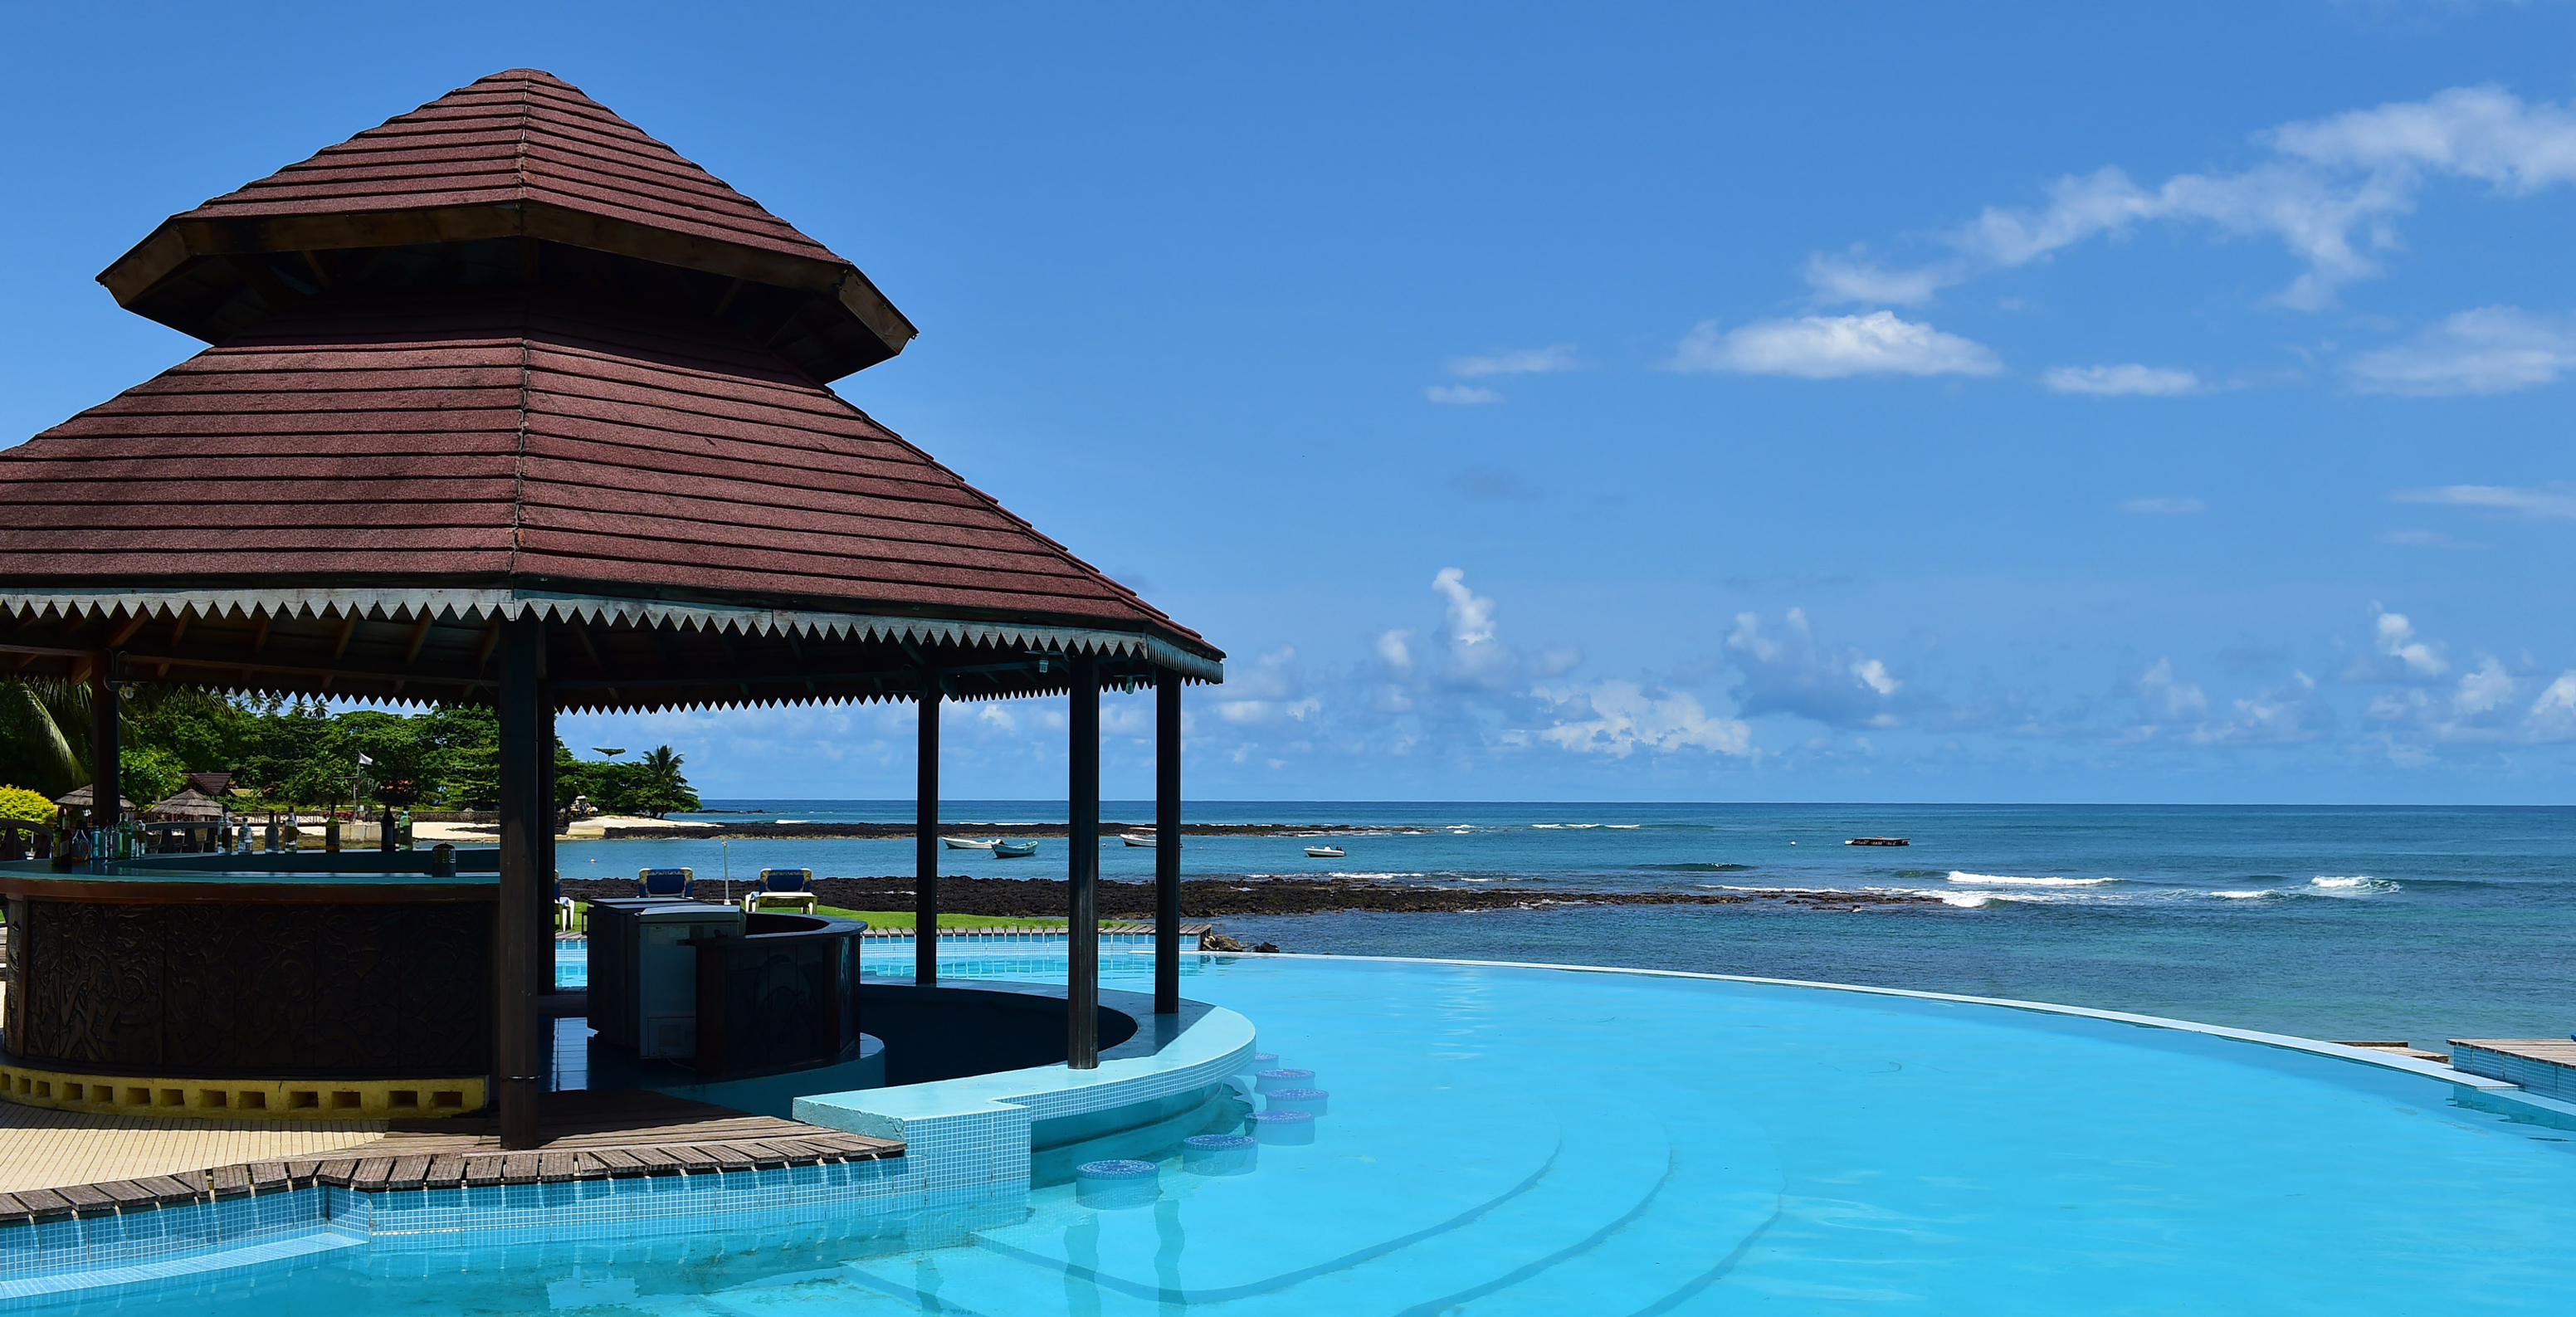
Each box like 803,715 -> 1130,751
584,899 -> 744,1059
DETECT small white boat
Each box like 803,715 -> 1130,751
1120,833 -> 1157,847
1304,846 -> 1345,859
993,841 -> 1039,858
944,837 -> 998,850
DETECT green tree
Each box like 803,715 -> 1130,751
120,745 -> 188,807
0,685 -> 81,797
0,785 -> 53,822
636,745 -> 699,818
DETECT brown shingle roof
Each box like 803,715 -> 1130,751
182,70 -> 841,266
0,295 -> 1208,653
97,69 -> 915,382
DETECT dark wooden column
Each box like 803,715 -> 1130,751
89,658 -> 119,841
493,615 -> 546,1149
1066,652 -> 1100,1069
1154,666 -> 1182,1014
915,688 -> 940,986
534,701 -> 557,997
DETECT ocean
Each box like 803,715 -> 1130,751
558,801 -> 2576,1051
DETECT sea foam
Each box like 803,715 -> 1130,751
2309,876 -> 2400,895
1947,871 -> 2116,887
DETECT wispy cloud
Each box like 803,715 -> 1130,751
2120,496 -> 2207,515
1670,312 -> 2000,379
2375,528 -> 2492,549
1537,681 -> 1749,758
1425,384 -> 1502,405
2046,364 -> 2203,396
2393,481 -> 2576,519
1725,607 -> 1908,728
1445,344 -> 1580,378
1808,85 -> 2576,311
2348,307 -> 2576,394
1803,250 -> 1959,305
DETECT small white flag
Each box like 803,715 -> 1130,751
358,753 -> 375,766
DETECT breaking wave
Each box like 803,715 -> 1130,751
1947,871 -> 2117,887
2310,876 -> 2401,896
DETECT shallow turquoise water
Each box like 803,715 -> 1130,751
41,950 -> 2576,1314
568,800 -> 2576,1044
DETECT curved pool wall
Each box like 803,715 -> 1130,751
797,981 -> 1257,1202
0,978 -> 1253,1300
9,950 -> 2576,1310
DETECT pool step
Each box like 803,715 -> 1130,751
833,1092 -> 1682,1315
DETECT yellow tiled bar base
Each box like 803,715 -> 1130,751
0,1066 -> 482,1119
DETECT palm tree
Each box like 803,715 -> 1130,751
637,744 -> 698,818
0,679 -> 87,796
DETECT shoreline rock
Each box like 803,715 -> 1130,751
557,873 -> 1948,917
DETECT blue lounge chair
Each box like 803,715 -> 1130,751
744,867 -> 817,915
636,867 -> 695,899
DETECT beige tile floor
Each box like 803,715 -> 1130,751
0,1101 -> 386,1194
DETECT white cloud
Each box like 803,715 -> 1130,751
1374,630 -> 1415,673
2393,482 -> 2576,519
1670,312 -> 2001,378
1803,251 -> 1960,305
1538,681 -> 1751,758
2348,306 -> 2576,394
1426,384 -> 1502,404
2045,364 -> 2203,396
1431,567 -> 1515,687
2120,496 -> 2207,515
2375,609 -> 2448,676
2525,672 -> 2576,741
1852,658 -> 1900,697
1813,85 -> 2576,311
1446,344 -> 1579,377
1726,608 -> 1908,727
2139,658 -> 2208,718
2455,656 -> 2515,715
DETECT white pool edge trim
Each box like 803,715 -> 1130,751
1229,950 -> 2524,1091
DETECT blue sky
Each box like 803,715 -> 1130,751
9,2 -> 2576,802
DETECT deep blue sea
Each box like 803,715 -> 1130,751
559,800 -> 2576,1050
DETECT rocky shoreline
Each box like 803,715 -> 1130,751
596,822 -> 1397,840
557,873 -> 1948,916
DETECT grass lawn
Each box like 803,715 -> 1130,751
561,902 -> 1064,933
814,906 -> 1067,930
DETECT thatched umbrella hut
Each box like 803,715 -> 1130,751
0,70 -> 1222,1146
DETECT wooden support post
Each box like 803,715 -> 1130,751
1155,667 -> 1182,1015
1066,652 -> 1100,1069
535,700 -> 557,994
494,615 -> 545,1149
915,688 -> 940,985
89,658 -> 119,844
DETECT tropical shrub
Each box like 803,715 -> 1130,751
0,784 -> 52,822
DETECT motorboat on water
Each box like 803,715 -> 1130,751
992,841 -> 1039,858
944,837 -> 998,850
1305,845 -> 1345,859
1120,833 -> 1157,847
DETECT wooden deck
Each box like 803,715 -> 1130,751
2449,1038 -> 2576,1100
0,1089 -> 901,1226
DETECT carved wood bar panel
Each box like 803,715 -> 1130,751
3,895 -> 491,1078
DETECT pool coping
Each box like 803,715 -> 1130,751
1234,950 -> 2529,1092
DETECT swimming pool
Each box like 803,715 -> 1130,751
24,950 -> 2576,1313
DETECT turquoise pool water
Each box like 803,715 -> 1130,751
32,950 -> 2576,1313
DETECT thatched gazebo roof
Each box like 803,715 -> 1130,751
143,788 -> 227,820
51,786 -> 134,810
